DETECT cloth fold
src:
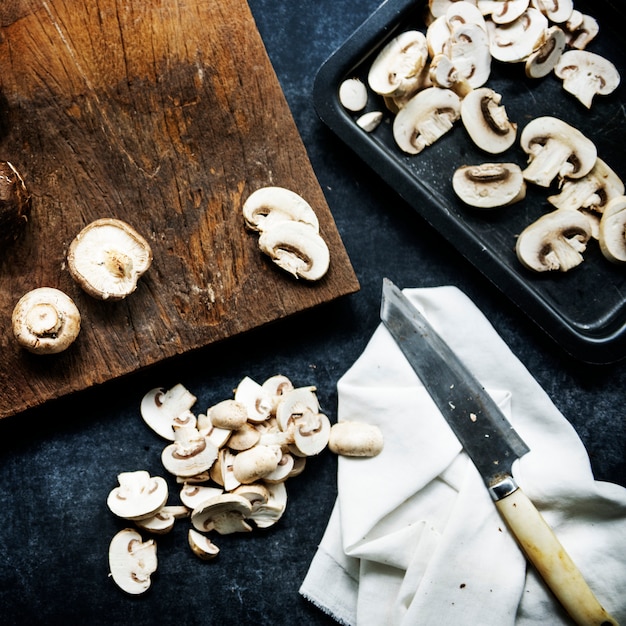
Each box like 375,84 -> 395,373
300,286 -> 626,625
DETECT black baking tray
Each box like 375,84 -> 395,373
314,0 -> 626,364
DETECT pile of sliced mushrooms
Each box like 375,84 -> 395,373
106,374 -> 383,594
338,0 -> 626,272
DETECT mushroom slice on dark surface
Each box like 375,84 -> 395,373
191,493 -> 253,534
477,0 -> 530,25
188,529 -> 220,560
555,50 -> 620,109
486,8 -> 548,63
529,0 -> 573,24
460,87 -> 516,154
140,384 -> 198,441
12,287 -> 81,355
67,218 -> 152,300
515,209 -> 593,272
453,163 -> 526,208
161,425 -> 219,478
393,86 -> 461,154
599,195 -> 626,264
520,116 -> 596,187
563,10 -> 598,50
106,470 -> 169,521
524,25 -> 566,78
108,528 -> 157,595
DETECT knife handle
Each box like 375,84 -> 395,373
495,486 -> 618,626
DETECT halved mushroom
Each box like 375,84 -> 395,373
328,421 -> 385,457
242,186 -> 319,233
291,410 -> 332,456
486,8 -> 548,63
446,22 -> 491,89
524,25 -> 566,78
367,30 -> 430,98
140,384 -> 198,441
598,196 -> 626,264
260,374 -> 295,413
188,529 -> 220,560
180,483 -> 224,510
477,0 -> 529,25
135,505 -> 189,534
191,493 -> 253,534
547,158 -> 625,215
563,11 -> 598,50
161,425 -> 219,478
106,470 -> 169,521
108,528 -> 157,595
520,116 -> 597,187
234,376 -> 273,423
460,87 -> 517,154
339,77 -> 368,112
554,50 -> 620,109
0,161 -> 31,248
12,287 -> 81,355
453,163 -> 526,208
258,220 -> 330,281
392,87 -> 461,154
529,0 -> 573,24
67,218 -> 152,300
275,386 -> 320,432
515,208 -> 593,272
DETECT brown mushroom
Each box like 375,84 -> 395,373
0,161 -> 31,248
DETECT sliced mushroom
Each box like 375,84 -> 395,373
563,11 -> 598,50
328,421 -> 385,457
12,287 -> 81,355
460,87 -> 516,154
188,529 -> 220,560
547,158 -> 625,215
0,161 -> 31,247
292,410 -> 332,457
367,30 -> 429,98
247,482 -> 287,529
180,483 -> 224,510
258,220 -> 330,281
67,218 -> 152,300
106,470 -> 169,521
598,196 -> 626,264
392,86 -> 461,155
356,110 -> 384,133
339,77 -> 368,112
453,163 -> 526,208
554,50 -> 620,109
529,0 -> 573,23
260,374 -> 295,413
515,209 -> 592,272
135,505 -> 190,534
161,425 -> 219,478
263,450 -> 295,483
108,528 -> 157,595
486,8 -> 548,63
140,384 -> 198,441
520,116 -> 597,187
524,25 -> 566,78
275,386 -> 320,432
242,186 -> 319,233
191,493 -> 253,534
477,0 -> 529,24
428,54 -> 472,98
196,412 -> 231,448
446,22 -> 491,89
445,0 -> 487,31
234,376 -> 273,423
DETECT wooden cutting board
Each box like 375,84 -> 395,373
0,0 -> 359,420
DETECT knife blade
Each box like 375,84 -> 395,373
380,278 -> 618,626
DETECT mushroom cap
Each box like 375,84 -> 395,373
515,209 -> 592,272
191,493 -> 253,534
161,426 -> 219,478
524,25 -> 566,78
242,186 -> 319,233
599,195 -> 626,264
520,116 -> 597,187
12,287 -> 81,355
232,444 -> 282,484
460,87 -> 517,154
555,50 -> 621,109
328,421 -> 385,457
367,30 -> 429,97
108,528 -> 157,595
0,161 -> 31,247
258,220 -> 330,281
227,422 -> 261,451
452,163 -> 526,208
207,399 -> 249,430
140,384 -> 198,441
392,87 -> 461,155
106,470 -> 169,521
486,8 -> 548,63
67,218 -> 152,300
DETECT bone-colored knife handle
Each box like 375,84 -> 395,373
495,487 -> 619,626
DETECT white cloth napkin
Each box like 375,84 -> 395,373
300,286 -> 626,626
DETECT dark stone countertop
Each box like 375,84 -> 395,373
0,1 -> 624,625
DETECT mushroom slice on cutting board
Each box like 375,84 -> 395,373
460,87 -> 516,154
598,196 -> 626,264
520,116 -> 596,187
67,218 -> 152,300
516,209 -> 593,272
554,50 -> 620,109
393,87 -> 461,154
108,528 -> 157,595
453,163 -> 526,208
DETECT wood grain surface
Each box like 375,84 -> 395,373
0,0 -> 359,420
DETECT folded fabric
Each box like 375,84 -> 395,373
300,286 -> 626,625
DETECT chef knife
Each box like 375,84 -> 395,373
380,278 -> 618,626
